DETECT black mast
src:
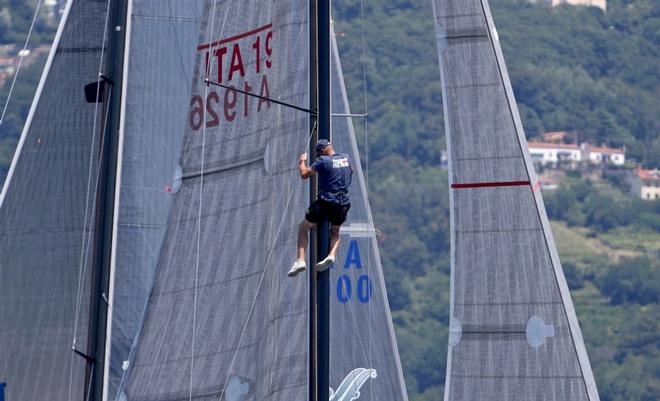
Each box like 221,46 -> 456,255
309,0 -> 331,400
82,0 -> 130,400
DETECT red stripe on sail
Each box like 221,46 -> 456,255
451,180 -> 531,189
197,23 -> 273,51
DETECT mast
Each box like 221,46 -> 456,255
309,0 -> 331,400
83,0 -> 130,400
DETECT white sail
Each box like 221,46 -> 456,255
431,1 -> 600,400
329,29 -> 410,401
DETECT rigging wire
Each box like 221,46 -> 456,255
69,1 -> 114,400
217,121 -> 317,401
0,0 -> 43,127
356,0 -> 375,397
191,3 -> 229,401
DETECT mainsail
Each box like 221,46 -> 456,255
329,32 -> 409,401
432,1 -> 600,400
121,1 -> 311,399
0,0 -> 120,399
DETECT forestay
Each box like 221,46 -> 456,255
431,1 -> 600,400
329,31 -> 410,401
105,1 -> 204,399
0,0 -> 118,399
121,1 -> 310,400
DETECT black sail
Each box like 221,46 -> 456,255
431,1 -> 600,400
0,0 -> 120,399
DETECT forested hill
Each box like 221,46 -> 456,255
0,1 -> 658,401
333,0 -> 659,168
332,1 -> 659,401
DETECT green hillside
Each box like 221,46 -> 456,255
332,1 -> 660,400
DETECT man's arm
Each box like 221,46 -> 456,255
299,153 -> 316,179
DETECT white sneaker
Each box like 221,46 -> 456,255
315,255 -> 335,272
287,260 -> 306,277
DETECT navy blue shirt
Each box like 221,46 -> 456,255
311,153 -> 352,205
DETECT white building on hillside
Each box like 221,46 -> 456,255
528,142 -> 581,166
583,145 -> 625,166
627,169 -> 660,200
548,0 -> 606,12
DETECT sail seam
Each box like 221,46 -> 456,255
457,301 -> 563,306
181,154 -> 264,179
446,34 -> 488,41
446,82 -> 499,90
56,47 -> 106,54
451,180 -> 529,189
457,228 -> 541,233
132,15 -> 199,22
454,154 -> 520,161
452,375 -> 584,379
197,23 -> 272,50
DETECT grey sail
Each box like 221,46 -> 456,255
0,0 -> 118,399
122,1 -> 310,400
104,1 -> 205,399
431,1 -> 600,401
328,32 -> 410,401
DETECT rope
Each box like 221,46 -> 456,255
190,4 -> 229,401
0,0 -> 43,127
217,121 -> 316,401
69,0 -> 114,400
354,0 -> 374,397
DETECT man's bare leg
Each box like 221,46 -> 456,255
297,219 -> 315,261
315,225 -> 340,272
288,219 -> 314,277
328,225 -> 341,259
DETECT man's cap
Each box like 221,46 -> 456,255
315,139 -> 331,154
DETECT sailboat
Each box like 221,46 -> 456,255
0,1 -> 409,401
432,1 -> 601,400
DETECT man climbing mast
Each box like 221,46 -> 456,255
288,139 -> 353,277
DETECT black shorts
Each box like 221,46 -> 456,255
305,199 -> 351,226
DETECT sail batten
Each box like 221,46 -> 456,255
433,0 -> 600,400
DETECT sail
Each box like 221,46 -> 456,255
104,1 -> 205,399
328,31 -> 410,401
0,0 -> 119,399
431,1 -> 600,401
121,1 -> 310,400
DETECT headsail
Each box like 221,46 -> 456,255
104,1 -> 204,399
0,0 -> 120,399
121,1 -> 310,400
431,1 -> 600,400
329,31 -> 410,401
